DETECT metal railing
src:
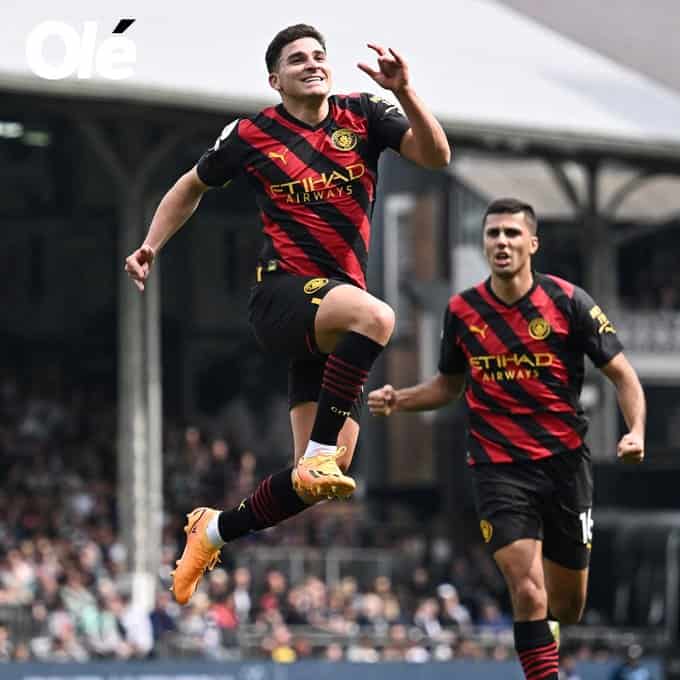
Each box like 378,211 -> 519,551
233,545 -> 396,587
617,310 -> 680,352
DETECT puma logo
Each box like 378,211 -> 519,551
309,470 -> 340,478
189,508 -> 206,534
268,150 -> 288,164
470,324 -> 489,339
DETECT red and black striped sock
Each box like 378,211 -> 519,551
217,467 -> 308,542
310,331 -> 384,445
514,619 -> 559,680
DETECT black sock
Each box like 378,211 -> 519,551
217,467 -> 309,542
310,331 -> 384,445
514,619 -> 559,680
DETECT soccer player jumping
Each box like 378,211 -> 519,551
368,198 -> 645,680
124,24 -> 450,605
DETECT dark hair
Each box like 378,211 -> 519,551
265,24 -> 326,73
483,197 -> 538,233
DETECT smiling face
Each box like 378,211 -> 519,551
268,37 -> 331,103
483,212 -> 538,280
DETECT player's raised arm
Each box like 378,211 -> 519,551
600,352 -> 646,464
124,167 -> 209,291
368,372 -> 464,416
358,43 -> 450,169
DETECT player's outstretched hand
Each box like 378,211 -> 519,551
357,44 -> 409,93
124,244 -> 155,292
617,432 -> 644,464
368,384 -> 398,416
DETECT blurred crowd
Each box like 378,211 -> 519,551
0,368 -> 639,667
620,241 -> 680,311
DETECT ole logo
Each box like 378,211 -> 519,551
528,317 -> 551,340
304,278 -> 329,294
26,19 -> 136,80
480,520 -> 493,544
331,128 -> 358,151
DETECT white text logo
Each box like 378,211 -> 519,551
26,19 -> 136,80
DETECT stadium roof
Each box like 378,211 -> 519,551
4,0 -> 680,158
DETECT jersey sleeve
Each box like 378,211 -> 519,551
362,93 -> 410,153
438,306 -> 467,375
570,286 -> 624,367
196,118 -> 248,187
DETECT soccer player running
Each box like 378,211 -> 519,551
368,198 -> 645,680
124,24 -> 450,605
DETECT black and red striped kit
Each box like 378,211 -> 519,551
196,93 -> 409,419
439,273 -> 623,568
439,273 -> 623,465
197,93 -> 409,289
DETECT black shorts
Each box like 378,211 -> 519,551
248,267 -> 364,423
471,448 -> 594,570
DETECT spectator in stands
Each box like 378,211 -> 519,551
324,641 -> 345,661
437,582 -> 471,628
0,624 -> 13,661
264,623 -> 296,663
149,591 -> 177,654
609,644 -> 652,680
560,651 -> 583,680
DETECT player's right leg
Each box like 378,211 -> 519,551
494,539 -> 559,680
472,461 -> 559,680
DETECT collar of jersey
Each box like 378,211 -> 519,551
275,102 -> 334,132
484,272 -> 538,309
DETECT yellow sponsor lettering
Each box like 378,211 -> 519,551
269,163 -> 366,200
470,352 -> 555,370
590,305 -> 616,334
534,353 -> 554,366
327,169 -> 349,184
471,352 -> 554,382
470,356 -> 489,370
306,174 -> 328,192
347,163 -> 365,180
302,172 -> 328,191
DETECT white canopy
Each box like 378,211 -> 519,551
4,0 -> 680,155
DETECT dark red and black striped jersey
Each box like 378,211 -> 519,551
196,93 -> 410,289
438,273 -> 623,465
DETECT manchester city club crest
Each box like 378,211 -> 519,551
331,128 -> 358,151
528,317 -> 551,340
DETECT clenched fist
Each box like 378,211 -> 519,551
617,432 -> 644,464
368,384 -> 398,416
124,244 -> 155,292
